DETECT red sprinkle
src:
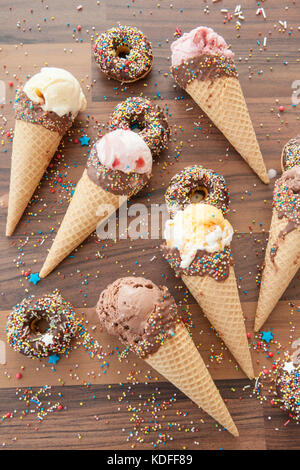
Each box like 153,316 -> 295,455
112,157 -> 120,169
135,157 -> 145,169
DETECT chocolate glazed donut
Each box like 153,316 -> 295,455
93,25 -> 153,83
6,291 -> 78,358
108,97 -> 170,158
165,165 -> 230,218
281,136 -> 300,172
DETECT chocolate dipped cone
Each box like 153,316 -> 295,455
146,321 -> 239,436
6,120 -> 61,236
182,266 -> 254,379
170,26 -> 268,184
162,201 -> 254,379
254,211 -> 300,332
39,169 -> 127,278
97,277 -> 238,437
185,76 -> 269,184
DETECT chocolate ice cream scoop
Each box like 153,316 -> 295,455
97,277 -> 179,357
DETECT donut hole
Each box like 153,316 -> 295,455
190,186 -> 209,204
115,45 -> 131,59
30,317 -> 50,335
129,119 -> 146,133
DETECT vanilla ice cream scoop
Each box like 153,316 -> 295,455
23,67 -> 87,118
164,203 -> 234,268
96,129 -> 153,176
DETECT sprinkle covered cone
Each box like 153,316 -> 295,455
6,120 -> 61,236
182,266 -> 254,379
145,321 -> 239,436
255,211 -> 300,332
39,169 -> 127,278
186,76 -> 269,184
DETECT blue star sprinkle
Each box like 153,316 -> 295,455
80,135 -> 90,146
29,273 -> 41,285
48,354 -> 60,365
261,331 -> 274,343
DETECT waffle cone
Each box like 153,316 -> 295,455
255,211 -> 300,331
6,120 -> 62,236
145,321 -> 238,436
182,266 -> 254,379
39,169 -> 127,278
186,76 -> 269,184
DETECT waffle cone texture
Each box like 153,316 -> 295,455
145,321 -> 239,436
6,120 -> 62,236
182,266 -> 254,379
39,169 -> 127,278
255,211 -> 300,331
186,76 -> 269,184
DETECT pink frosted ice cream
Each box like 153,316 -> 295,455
87,129 -> 153,196
96,129 -> 152,176
171,26 -> 234,67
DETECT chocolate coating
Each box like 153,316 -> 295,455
171,54 -> 238,89
161,244 -> 233,280
14,89 -> 73,136
87,144 -> 150,196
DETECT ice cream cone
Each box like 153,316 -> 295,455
185,76 -> 269,184
145,321 -> 239,436
254,211 -> 300,332
6,120 -> 61,236
182,266 -> 254,379
39,169 -> 127,278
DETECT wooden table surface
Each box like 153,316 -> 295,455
0,0 -> 300,450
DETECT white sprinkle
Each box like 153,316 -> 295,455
268,168 -> 277,179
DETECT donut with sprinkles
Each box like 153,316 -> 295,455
6,290 -> 78,358
281,136 -> 300,172
108,97 -> 170,157
93,25 -> 153,83
275,360 -> 300,422
165,165 -> 230,218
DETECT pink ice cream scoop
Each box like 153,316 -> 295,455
96,129 -> 153,176
171,26 -> 234,67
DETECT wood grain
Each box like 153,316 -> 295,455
0,0 -> 300,450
